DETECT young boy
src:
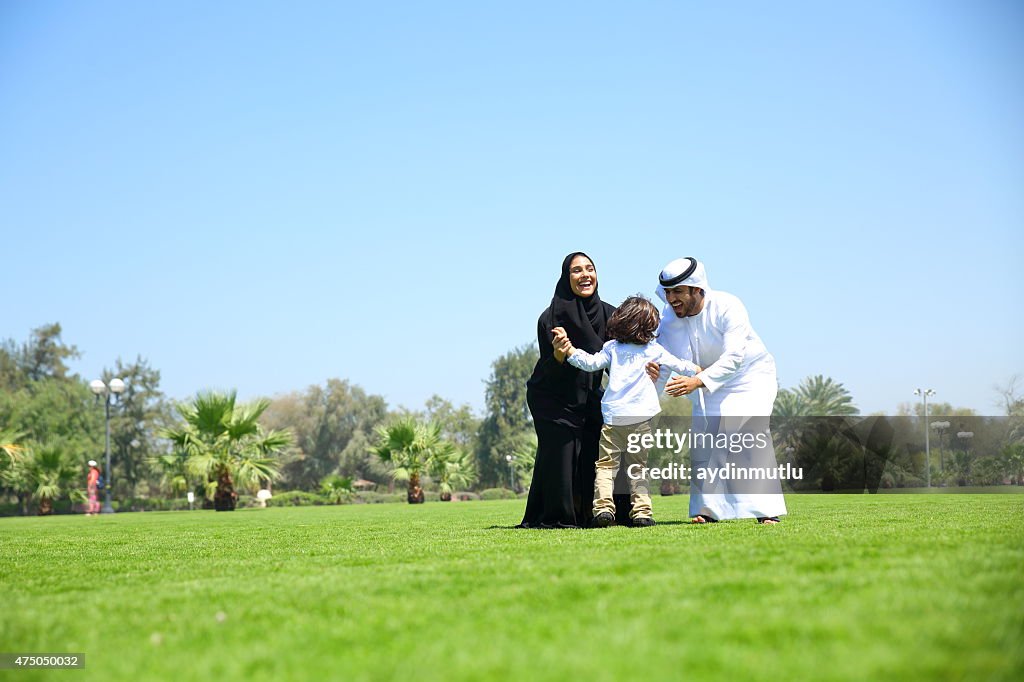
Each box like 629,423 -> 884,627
553,295 -> 700,527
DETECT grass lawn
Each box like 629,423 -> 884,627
2,495 -> 1022,682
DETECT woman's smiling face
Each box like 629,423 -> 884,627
568,255 -> 596,298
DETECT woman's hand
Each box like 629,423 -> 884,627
551,327 -> 569,362
665,375 -> 705,397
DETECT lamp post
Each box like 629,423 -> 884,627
931,421 -> 950,474
506,454 -> 516,492
956,430 -> 974,482
913,388 -> 936,488
89,378 -> 126,514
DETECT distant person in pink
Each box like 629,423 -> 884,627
86,460 -> 101,515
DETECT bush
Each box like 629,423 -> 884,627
0,502 -> 21,517
355,491 -> 407,504
479,488 -> 517,501
268,491 -> 327,507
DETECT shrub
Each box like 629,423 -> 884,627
479,488 -> 517,501
355,491 -> 407,504
268,491 -> 326,507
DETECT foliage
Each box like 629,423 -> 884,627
101,356 -> 174,498
476,343 -> 537,487
320,474 -> 355,504
372,417 -> 431,503
355,491 -> 411,504
427,436 -> 478,499
422,395 -> 480,450
775,374 -> 859,418
162,391 -> 292,511
17,442 -> 82,515
269,490 -> 328,507
152,453 -> 190,497
479,487 -> 518,500
261,379 -> 390,490
0,428 -> 27,472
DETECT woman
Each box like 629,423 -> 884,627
518,252 -> 629,528
86,459 -> 101,516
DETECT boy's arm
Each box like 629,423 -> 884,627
566,344 -> 612,372
654,344 -> 701,377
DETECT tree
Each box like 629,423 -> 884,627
17,323 -> 80,383
1000,443 -> 1024,485
163,392 -> 292,511
372,417 -> 433,504
320,474 -> 355,504
427,437 -> 479,500
791,375 -> 859,416
476,344 -> 537,487
423,395 -> 480,450
0,428 -> 26,471
261,379 -> 389,490
20,442 -> 81,515
153,453 -> 190,498
102,356 -> 173,498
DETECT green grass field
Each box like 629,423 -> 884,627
3,495 -> 1022,682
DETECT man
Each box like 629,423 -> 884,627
648,257 -> 787,524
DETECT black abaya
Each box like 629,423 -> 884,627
518,252 -> 632,528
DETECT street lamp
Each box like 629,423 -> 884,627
506,454 -> 516,492
931,421 -> 950,474
90,378 -> 126,513
913,388 -> 936,488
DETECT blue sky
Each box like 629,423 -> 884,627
2,1 -> 1021,416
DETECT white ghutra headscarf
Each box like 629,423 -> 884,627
654,257 -> 709,305
655,257 -> 711,417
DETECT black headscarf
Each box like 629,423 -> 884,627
546,252 -> 608,353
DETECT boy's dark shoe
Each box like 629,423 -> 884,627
632,517 -> 656,527
592,512 -> 615,528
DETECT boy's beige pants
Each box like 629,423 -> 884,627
593,420 -> 652,520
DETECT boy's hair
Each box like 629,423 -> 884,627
607,295 -> 660,345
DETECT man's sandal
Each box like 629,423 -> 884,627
691,514 -> 718,524
756,516 -> 780,525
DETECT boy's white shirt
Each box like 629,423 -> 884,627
567,340 -> 700,426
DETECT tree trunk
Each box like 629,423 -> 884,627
407,473 -> 425,504
39,496 -> 53,516
214,468 -> 237,511
439,491 -> 452,502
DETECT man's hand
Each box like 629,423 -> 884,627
665,375 -> 704,397
645,361 -> 661,383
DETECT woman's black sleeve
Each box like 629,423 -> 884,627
535,313 -> 569,379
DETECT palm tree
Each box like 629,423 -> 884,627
427,435 -> 478,501
1001,443 -> 1024,485
162,391 -> 292,511
320,474 -> 355,504
794,375 -> 859,416
0,428 -> 26,471
23,443 -> 80,515
0,429 -> 28,511
153,453 -> 190,498
373,417 -> 430,503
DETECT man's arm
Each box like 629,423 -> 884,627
694,301 -> 750,393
